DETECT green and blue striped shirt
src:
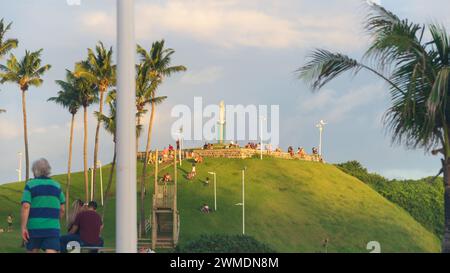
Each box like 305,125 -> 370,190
21,178 -> 65,238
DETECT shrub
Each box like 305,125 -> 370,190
176,234 -> 276,253
336,161 -> 444,239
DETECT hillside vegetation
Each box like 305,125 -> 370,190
0,158 -> 441,253
336,161 -> 444,238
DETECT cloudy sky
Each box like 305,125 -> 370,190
0,0 -> 449,184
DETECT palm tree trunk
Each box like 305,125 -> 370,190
83,105 -> 89,203
140,101 -> 156,237
101,142 -> 116,221
92,90 -> 105,200
21,90 -> 30,181
66,113 -> 76,222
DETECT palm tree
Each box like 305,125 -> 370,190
48,71 -> 82,220
297,4 -> 450,252
76,42 -> 115,199
64,70 -> 98,202
0,19 -> 18,59
0,49 -> 51,181
0,19 -> 18,118
137,41 -> 186,236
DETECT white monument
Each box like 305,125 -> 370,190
217,101 -> 226,144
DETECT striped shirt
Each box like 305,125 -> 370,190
21,177 -> 65,238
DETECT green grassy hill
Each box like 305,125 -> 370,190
0,157 -> 441,253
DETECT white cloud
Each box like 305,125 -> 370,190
0,118 -> 20,139
181,66 -> 224,85
299,84 -> 385,123
79,0 -> 364,50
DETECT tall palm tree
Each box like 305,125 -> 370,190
0,19 -> 18,59
297,4 -> 450,252
65,70 -> 98,202
49,71 -> 82,220
76,42 -> 115,199
137,41 -> 186,236
0,49 -> 51,181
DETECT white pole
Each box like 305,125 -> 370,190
99,161 -> 104,206
17,152 -> 22,182
319,127 -> 322,156
242,169 -> 245,235
214,173 -> 217,211
260,118 -> 263,160
116,0 -> 137,253
90,167 -> 93,201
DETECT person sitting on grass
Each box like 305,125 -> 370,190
203,177 -> 210,186
7,213 -> 13,232
60,201 -> 104,253
163,173 -> 172,183
201,203 -> 210,214
21,158 -> 65,253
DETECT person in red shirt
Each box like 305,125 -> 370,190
60,201 -> 104,252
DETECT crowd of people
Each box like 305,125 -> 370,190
20,158 -> 104,253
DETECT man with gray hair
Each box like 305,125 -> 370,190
21,158 -> 65,253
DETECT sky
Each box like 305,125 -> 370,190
0,0 -> 449,184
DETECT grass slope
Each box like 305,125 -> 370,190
0,157 -> 441,253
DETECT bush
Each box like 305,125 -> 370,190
336,161 -> 444,239
176,234 -> 276,253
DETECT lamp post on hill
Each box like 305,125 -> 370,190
235,166 -> 247,235
17,152 -> 22,182
316,120 -> 327,157
208,171 -> 217,211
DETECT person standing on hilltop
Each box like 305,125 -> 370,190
21,158 -> 65,253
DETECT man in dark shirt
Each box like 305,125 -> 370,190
60,201 -> 104,252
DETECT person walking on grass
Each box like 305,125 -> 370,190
21,158 -> 65,253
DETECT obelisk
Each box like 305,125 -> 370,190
218,101 -> 226,144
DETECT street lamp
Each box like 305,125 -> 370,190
97,160 -> 104,206
208,171 -> 217,211
316,120 -> 327,157
16,152 -> 22,182
260,116 -> 266,160
235,166 -> 247,235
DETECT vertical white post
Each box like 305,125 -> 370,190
17,152 -> 22,182
319,127 -> 322,157
116,0 -> 137,253
99,161 -> 104,206
90,167 -> 94,201
214,173 -> 217,211
242,169 -> 245,235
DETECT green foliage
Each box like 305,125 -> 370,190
176,234 -> 276,253
336,161 -> 444,238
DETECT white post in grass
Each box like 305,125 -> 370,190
98,160 -> 104,206
316,120 -> 327,157
17,152 -> 22,182
208,172 -> 217,211
116,0 -> 137,253
90,167 -> 94,201
235,167 -> 246,235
